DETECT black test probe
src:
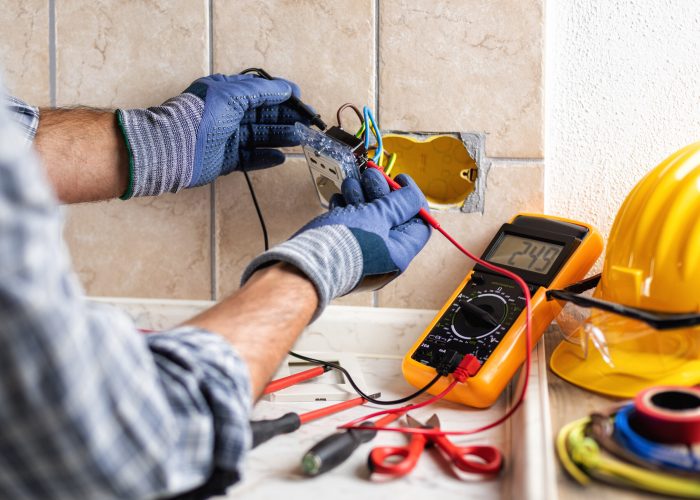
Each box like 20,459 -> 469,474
239,68 -> 327,130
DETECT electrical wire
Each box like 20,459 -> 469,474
289,352 -> 443,406
362,106 -> 383,159
339,356 -> 480,427
241,167 -> 268,252
385,153 -> 397,175
339,104 -> 381,166
336,103 -> 364,129
558,416 -> 700,496
239,67 -> 273,78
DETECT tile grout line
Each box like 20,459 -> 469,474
49,0 -> 56,107
374,0 -> 380,123
371,0 -> 380,308
208,0 -> 217,301
210,183 -> 217,301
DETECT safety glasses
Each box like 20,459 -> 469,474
546,274 -> 700,331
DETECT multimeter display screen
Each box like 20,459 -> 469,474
487,235 -> 564,274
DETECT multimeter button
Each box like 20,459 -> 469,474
471,274 -> 485,285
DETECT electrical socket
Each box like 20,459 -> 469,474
296,123 -> 364,207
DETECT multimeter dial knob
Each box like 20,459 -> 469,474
412,274 -> 527,366
451,294 -> 508,339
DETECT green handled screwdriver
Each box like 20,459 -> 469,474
301,412 -> 402,476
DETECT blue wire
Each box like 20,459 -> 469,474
613,404 -> 700,473
362,106 -> 372,150
363,106 -> 383,160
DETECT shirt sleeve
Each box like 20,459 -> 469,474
3,95 -> 39,147
0,85 -> 252,499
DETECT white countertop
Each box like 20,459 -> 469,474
95,299 -> 557,500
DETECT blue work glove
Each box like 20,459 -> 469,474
116,73 -> 310,198
241,168 -> 432,319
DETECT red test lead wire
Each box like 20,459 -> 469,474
342,380 -> 460,430
339,162 -> 534,439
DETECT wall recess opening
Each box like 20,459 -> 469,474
382,131 -> 489,213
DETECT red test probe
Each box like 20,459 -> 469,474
263,365 -> 332,395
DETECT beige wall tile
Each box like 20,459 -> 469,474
212,0 -> 375,138
379,0 -> 544,158
64,188 -> 211,299
215,157 -> 373,306
0,0 -> 50,105
377,161 -> 544,309
56,0 -> 211,299
56,0 -> 208,107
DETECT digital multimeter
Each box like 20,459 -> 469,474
402,213 -> 603,408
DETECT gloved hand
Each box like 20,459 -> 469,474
116,73 -> 309,198
241,168 -> 432,319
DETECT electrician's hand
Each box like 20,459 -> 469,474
116,73 -> 309,198
242,169 -> 432,320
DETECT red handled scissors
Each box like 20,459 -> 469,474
368,414 -> 502,477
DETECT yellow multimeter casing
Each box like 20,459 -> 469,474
401,213 -> 603,408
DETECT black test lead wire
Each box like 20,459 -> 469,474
240,68 -> 327,130
241,167 -> 268,252
288,352 -> 443,406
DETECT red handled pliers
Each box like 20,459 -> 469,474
368,414 -> 502,477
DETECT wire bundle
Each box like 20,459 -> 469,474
557,405 -> 700,498
336,104 -> 397,174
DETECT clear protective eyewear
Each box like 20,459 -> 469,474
546,275 -> 700,396
547,274 -> 700,331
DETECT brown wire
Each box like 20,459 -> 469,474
587,411 -> 699,479
336,103 -> 364,130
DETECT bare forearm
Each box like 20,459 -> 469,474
184,263 -> 318,398
34,108 -> 128,203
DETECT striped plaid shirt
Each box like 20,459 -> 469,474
4,95 -> 39,147
0,94 -> 252,499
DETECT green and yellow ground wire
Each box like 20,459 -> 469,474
557,417 -> 700,498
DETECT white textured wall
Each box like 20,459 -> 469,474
546,1 -> 700,256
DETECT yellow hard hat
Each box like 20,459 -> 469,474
549,142 -> 700,397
